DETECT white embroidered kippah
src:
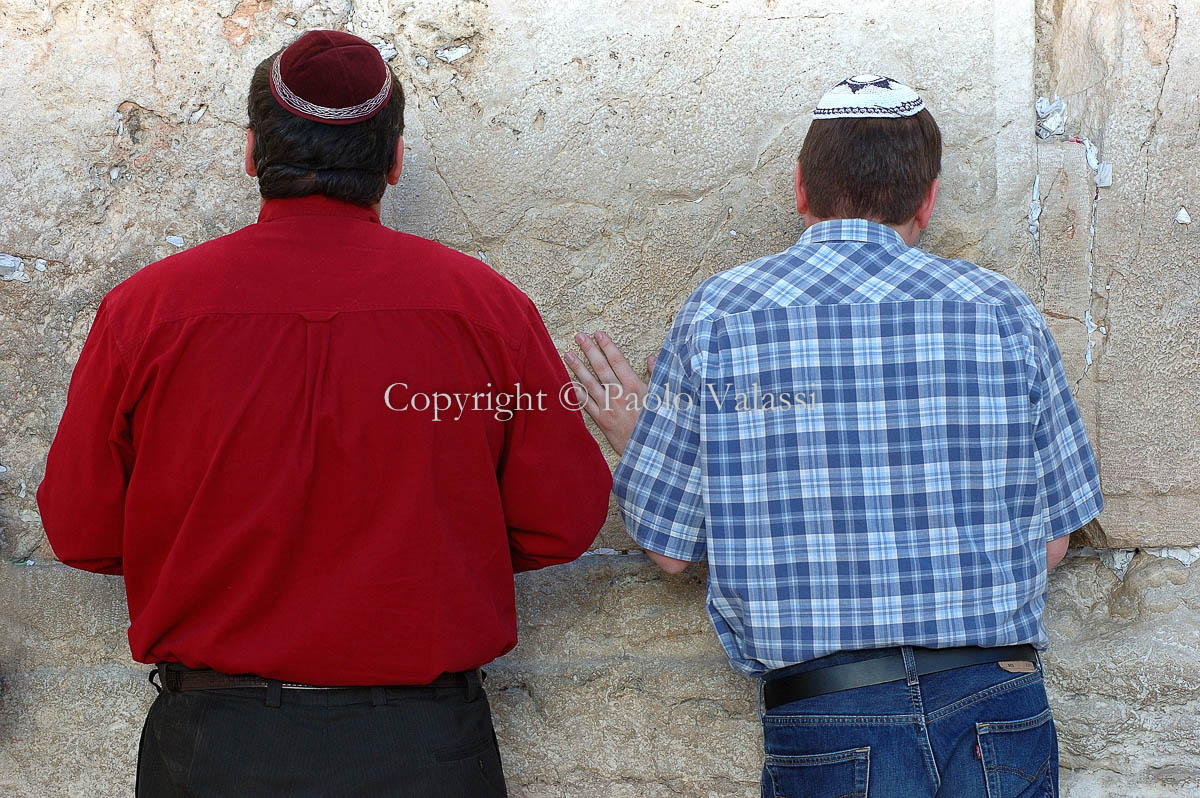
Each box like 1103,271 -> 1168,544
813,74 -> 925,119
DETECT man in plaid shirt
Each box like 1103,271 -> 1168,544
566,74 -> 1101,797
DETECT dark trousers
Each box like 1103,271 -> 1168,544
135,670 -> 507,797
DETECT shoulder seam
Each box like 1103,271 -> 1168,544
121,305 -> 525,357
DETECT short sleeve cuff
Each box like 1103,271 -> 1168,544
628,519 -> 707,563
1046,489 -> 1104,541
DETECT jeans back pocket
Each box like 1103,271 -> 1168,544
975,708 -> 1057,798
764,746 -> 870,798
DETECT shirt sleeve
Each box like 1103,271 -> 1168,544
1028,311 -> 1104,541
499,298 -> 612,573
36,296 -> 135,574
612,299 -> 707,562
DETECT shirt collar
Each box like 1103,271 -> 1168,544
257,194 -> 381,225
798,218 -> 909,249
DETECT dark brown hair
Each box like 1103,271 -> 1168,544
246,49 -> 405,206
797,110 -> 942,224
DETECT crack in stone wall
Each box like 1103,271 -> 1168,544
1033,0 -> 1198,550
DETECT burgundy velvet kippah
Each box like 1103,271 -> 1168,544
269,30 -> 393,125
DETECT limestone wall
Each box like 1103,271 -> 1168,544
1,0 -> 1197,795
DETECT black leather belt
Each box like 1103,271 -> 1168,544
762,644 -> 1038,711
155,663 -> 478,692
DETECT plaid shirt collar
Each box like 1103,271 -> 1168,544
798,218 -> 909,249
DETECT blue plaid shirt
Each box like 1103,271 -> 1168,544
613,219 -> 1103,677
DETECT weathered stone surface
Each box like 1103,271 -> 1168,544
488,663 -> 762,797
3,0 -> 1200,795
0,666 -> 152,798
4,555 -> 1200,795
1046,552 -> 1200,793
1031,137 -> 1105,454
0,565 -> 131,672
1037,0 -> 1200,548
0,0 -> 1041,558
492,555 -> 762,795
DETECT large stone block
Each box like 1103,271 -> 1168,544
1,0 -> 1040,556
4,1 -> 1200,795
1039,0 -> 1200,548
1045,553 -> 1200,793
494,555 -> 761,793
488,662 -> 761,797
505,552 -> 716,665
4,555 -> 1200,795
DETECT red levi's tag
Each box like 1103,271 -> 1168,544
975,743 -> 983,760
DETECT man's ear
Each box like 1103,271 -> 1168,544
915,177 -> 940,230
387,136 -> 404,185
244,128 -> 257,178
794,161 -> 810,216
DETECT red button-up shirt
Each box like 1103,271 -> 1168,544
37,194 -> 612,685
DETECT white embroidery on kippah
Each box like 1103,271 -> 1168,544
271,53 -> 392,121
813,74 -> 925,119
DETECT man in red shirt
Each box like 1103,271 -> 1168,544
37,30 -> 611,797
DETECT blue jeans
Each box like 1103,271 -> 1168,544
759,646 -> 1058,798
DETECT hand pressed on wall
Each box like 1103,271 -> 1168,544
564,331 -> 656,456
566,332 -> 692,576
